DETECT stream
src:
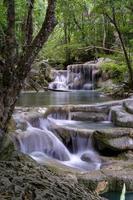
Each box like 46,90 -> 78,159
16,89 -> 132,200
16,90 -> 112,171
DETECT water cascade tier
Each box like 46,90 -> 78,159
49,61 -> 101,91
15,115 -> 101,171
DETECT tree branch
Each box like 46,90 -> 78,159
25,0 -> 35,46
17,0 -> 57,80
78,45 -> 123,54
5,0 -> 16,67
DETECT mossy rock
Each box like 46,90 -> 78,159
93,128 -> 133,154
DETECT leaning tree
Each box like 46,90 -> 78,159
0,0 -> 56,140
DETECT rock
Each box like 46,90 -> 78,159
93,128 -> 133,154
52,125 -> 93,152
14,107 -> 47,129
45,100 -> 124,119
0,159 -> 107,200
78,156 -> 133,192
111,105 -> 133,128
123,99 -> 133,114
71,112 -> 107,121
81,151 -> 100,163
101,159 -> 133,192
95,181 -> 109,194
97,79 -> 113,89
24,60 -> 52,90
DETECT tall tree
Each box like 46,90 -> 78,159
0,0 -> 57,138
94,0 -> 133,86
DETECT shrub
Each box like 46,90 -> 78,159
101,60 -> 127,83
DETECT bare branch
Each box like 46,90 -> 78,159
5,0 -> 16,67
78,45 -> 123,54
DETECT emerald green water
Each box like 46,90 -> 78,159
17,90 -> 112,107
102,192 -> 133,200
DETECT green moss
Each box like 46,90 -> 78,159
101,61 -> 127,83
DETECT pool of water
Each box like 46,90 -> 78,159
102,192 -> 133,200
17,90 -> 112,107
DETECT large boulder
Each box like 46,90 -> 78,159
93,128 -> 133,154
14,107 -> 47,130
111,105 -> 133,128
24,60 -> 53,90
123,99 -> 133,114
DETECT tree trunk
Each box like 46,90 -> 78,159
114,24 -> 133,86
102,15 -> 106,48
64,22 -> 71,65
24,0 -> 35,46
105,8 -> 133,87
0,0 -> 57,138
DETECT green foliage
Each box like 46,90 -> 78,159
33,0 -> 47,33
0,1 -> 7,51
101,60 -> 127,83
0,0 -> 133,71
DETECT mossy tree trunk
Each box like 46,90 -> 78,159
0,0 -> 57,139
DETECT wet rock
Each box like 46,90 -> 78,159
101,159 -> 133,192
111,105 -> 133,128
123,99 -> 133,114
81,153 -> 93,162
45,100 -> 124,119
93,128 -> 133,154
71,112 -> 107,121
81,151 -> 100,163
53,125 -> 93,148
14,107 -> 47,129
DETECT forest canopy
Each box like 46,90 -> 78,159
0,0 -> 133,65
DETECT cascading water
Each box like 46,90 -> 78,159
16,116 -> 101,171
17,120 -> 70,161
48,62 -> 99,91
48,72 -> 68,91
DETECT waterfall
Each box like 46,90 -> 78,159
16,116 -> 101,171
48,71 -> 68,91
17,120 -> 71,161
48,62 -> 99,91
